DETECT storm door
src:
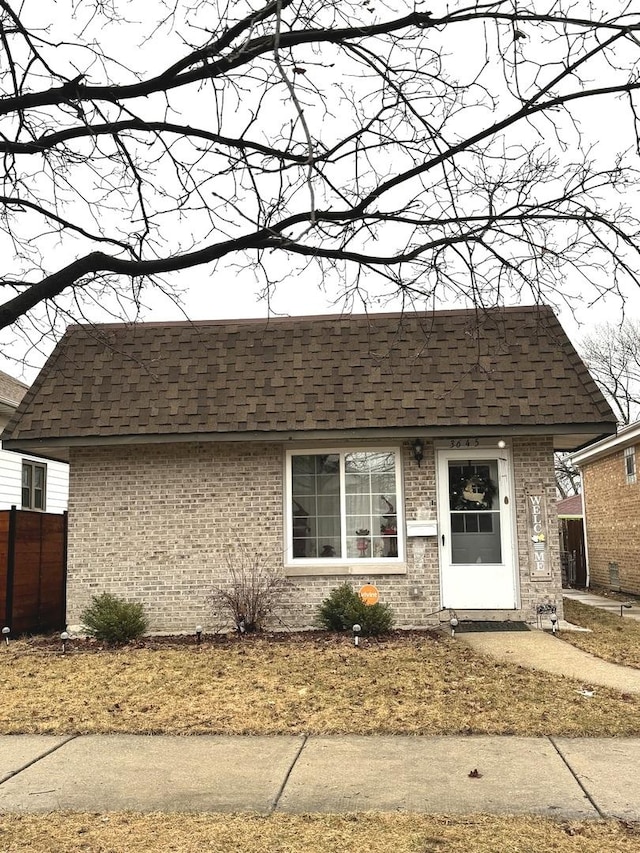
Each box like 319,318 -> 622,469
437,447 -> 517,609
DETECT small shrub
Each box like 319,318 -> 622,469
358,599 -> 395,636
80,592 -> 149,644
317,583 -> 394,635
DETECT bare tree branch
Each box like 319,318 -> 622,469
580,319 -> 640,424
1,0 -> 640,343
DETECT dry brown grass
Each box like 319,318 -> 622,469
1,813 -> 639,853
562,600 -> 640,669
1,630 -> 638,736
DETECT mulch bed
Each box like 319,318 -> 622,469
16,627 -> 444,654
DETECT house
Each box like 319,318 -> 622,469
1,306 -> 616,633
0,369 -> 68,513
571,420 -> 640,595
556,494 -> 586,588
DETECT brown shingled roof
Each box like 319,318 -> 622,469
1,306 -> 616,456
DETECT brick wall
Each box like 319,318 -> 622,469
67,442 -> 285,632
582,447 -> 640,594
511,436 -> 563,621
67,437 -> 562,632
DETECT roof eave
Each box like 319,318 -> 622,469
4,420 -> 617,463
571,419 -> 640,467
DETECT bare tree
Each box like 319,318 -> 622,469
555,453 -> 582,499
2,1 -> 640,352
580,319 -> 640,425
554,317 -> 640,498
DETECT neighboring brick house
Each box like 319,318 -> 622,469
571,421 -> 640,595
1,306 -> 615,633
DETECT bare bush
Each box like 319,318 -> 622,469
209,542 -> 292,633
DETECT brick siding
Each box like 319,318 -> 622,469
66,438 -> 562,632
582,447 -> 640,594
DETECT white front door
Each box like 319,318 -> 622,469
437,446 -> 518,610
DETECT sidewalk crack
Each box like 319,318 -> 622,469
0,734 -> 79,785
548,736 -> 604,818
270,734 -> 308,814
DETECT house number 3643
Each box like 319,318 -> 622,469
449,438 -> 480,448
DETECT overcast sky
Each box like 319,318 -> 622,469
1,0 -> 638,384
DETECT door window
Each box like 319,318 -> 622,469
448,461 -> 501,564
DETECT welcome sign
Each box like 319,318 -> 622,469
527,491 -> 551,579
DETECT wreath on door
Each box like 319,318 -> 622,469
450,473 -> 496,511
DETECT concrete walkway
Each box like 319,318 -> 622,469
563,588 -> 640,621
457,589 -> 640,694
1,734 -> 640,820
458,629 -> 640,694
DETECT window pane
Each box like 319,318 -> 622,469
465,513 -> 479,533
317,495 -> 339,515
346,514 -> 371,533
449,460 -> 501,564
345,494 -> 370,515
292,474 -> 316,495
345,473 -> 370,494
449,463 -> 497,511
21,464 -> 32,509
344,452 -> 370,474
347,534 -> 372,559
319,539 -> 341,558
291,450 -> 398,561
478,514 -> 494,533
291,454 -> 341,559
624,448 -> 637,484
345,451 -> 398,560
317,517 -> 341,537
371,472 -> 396,493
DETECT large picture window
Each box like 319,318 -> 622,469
22,461 -> 47,510
287,449 -> 402,562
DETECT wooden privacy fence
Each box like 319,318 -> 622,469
0,507 -> 67,635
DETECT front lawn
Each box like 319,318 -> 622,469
562,599 -> 640,669
1,630 -> 638,736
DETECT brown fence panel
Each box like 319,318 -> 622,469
1,508 -> 67,635
37,513 -> 67,631
0,511 -> 10,623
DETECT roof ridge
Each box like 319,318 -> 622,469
64,304 -> 554,331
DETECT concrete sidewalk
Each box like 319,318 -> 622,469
1,734 -> 639,819
563,588 -> 640,621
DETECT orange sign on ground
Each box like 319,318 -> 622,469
359,584 -> 380,606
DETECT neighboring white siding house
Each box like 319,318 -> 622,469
0,370 -> 68,513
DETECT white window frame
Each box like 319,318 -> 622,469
21,460 -> 47,511
284,447 -> 405,574
624,446 -> 637,485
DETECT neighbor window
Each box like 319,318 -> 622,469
22,461 -> 47,510
624,446 -> 636,485
287,449 -> 402,562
